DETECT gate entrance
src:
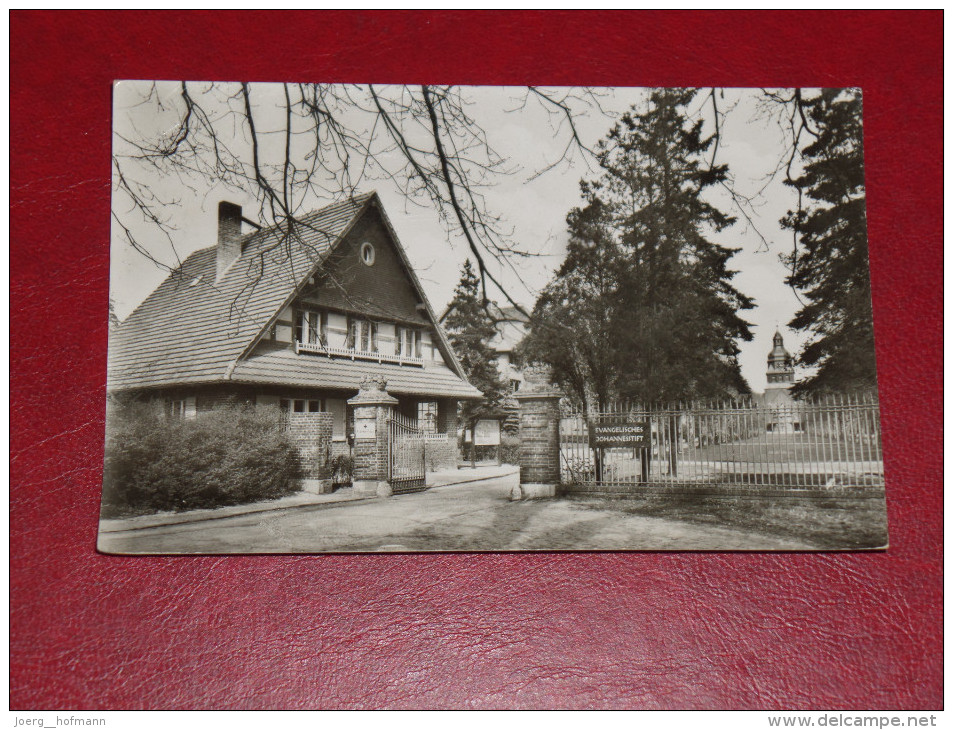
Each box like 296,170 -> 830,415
387,412 -> 426,493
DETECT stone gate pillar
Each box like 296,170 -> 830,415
347,376 -> 398,498
513,368 -> 562,500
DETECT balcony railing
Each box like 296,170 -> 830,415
295,340 -> 424,367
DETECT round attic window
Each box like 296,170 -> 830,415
359,241 -> 376,266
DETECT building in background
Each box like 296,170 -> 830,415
440,301 -> 529,436
763,329 -> 801,432
486,304 -> 530,394
439,302 -> 529,392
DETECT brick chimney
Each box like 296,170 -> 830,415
216,201 -> 243,279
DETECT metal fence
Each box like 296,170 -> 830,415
387,411 -> 427,492
559,393 -> 883,489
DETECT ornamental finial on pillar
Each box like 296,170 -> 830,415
358,374 -> 389,393
350,373 -> 398,407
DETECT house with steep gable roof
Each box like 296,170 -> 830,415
108,192 -> 482,447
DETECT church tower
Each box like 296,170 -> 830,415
764,328 -> 799,432
766,329 -> 795,390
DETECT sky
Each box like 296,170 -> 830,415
110,83 -> 829,393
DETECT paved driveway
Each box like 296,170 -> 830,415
98,473 -> 812,554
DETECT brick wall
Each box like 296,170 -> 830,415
437,398 -> 458,435
286,412 -> 333,480
424,435 -> 458,471
352,436 -> 381,480
331,441 -> 351,460
516,393 -> 561,485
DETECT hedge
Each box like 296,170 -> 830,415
500,434 -> 520,465
102,400 -> 302,518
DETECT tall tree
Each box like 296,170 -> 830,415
519,197 -> 623,412
443,260 -> 507,444
523,88 -> 754,406
782,88 -> 876,396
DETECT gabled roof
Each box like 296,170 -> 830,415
489,303 -> 530,324
439,300 -> 530,325
489,319 -> 528,354
108,192 -> 479,398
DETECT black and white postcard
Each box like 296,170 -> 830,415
100,82 -> 886,553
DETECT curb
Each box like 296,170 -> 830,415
99,493 -> 372,534
100,469 -> 520,535
427,468 -> 519,490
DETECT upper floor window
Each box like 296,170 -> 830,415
295,309 -> 327,347
292,306 -> 425,367
348,318 -> 378,353
396,326 -> 422,359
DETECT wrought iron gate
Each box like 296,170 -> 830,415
387,412 -> 427,493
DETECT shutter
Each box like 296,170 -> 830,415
294,310 -> 303,343
395,326 -> 403,356
307,311 -> 318,344
360,320 -> 369,352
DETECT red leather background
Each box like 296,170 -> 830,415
10,11 -> 942,710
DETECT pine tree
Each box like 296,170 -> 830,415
522,88 -> 754,405
520,197 -> 624,411
782,88 -> 877,396
606,88 -> 753,401
443,260 -> 507,442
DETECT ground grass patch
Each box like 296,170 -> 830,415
574,491 -> 887,549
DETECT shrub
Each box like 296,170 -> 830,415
102,401 -> 302,517
330,453 -> 354,486
561,454 -> 596,484
500,434 -> 520,465
457,435 -> 521,465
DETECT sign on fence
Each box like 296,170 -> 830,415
588,419 -> 651,448
564,394 -> 884,490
